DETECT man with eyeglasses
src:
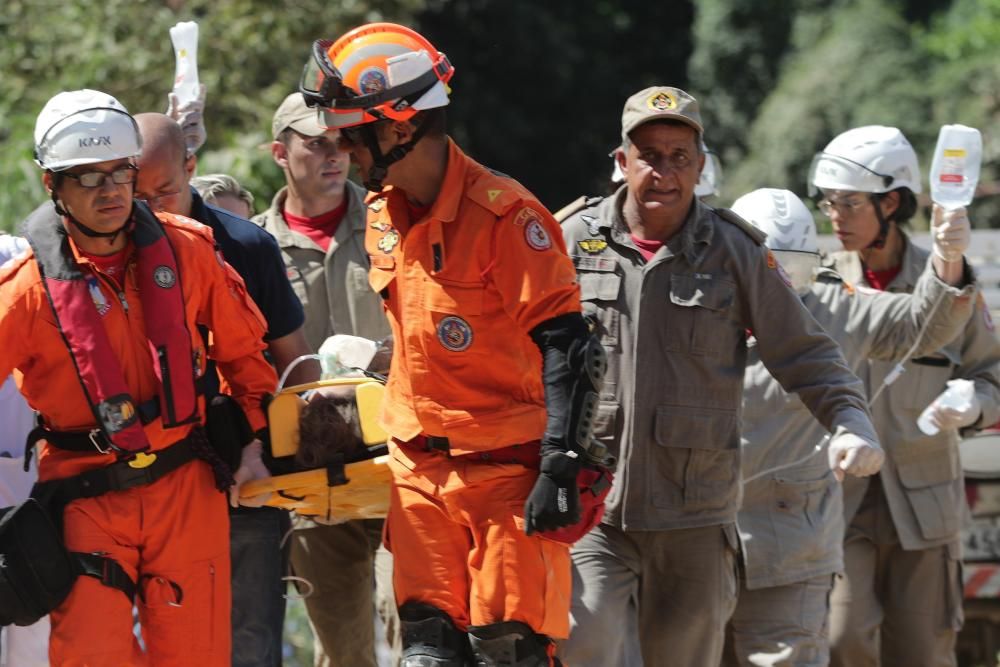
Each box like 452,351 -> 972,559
253,92 -> 399,667
133,112 -> 313,667
1,89 -> 277,664
811,125 -> 1000,667
558,87 -> 888,667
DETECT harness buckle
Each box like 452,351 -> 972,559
88,430 -> 111,455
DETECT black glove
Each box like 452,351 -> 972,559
524,450 -> 581,535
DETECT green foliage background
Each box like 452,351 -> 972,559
2,0 -> 998,232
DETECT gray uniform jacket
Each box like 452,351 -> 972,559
740,262 -> 976,590
831,235 -> 1000,551
561,187 -> 875,532
253,182 -> 391,349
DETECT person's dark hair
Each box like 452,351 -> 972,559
295,394 -> 366,469
875,187 -> 918,225
410,108 -> 447,138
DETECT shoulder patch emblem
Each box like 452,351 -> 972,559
525,220 -> 552,251
513,207 -> 541,228
488,189 -> 502,203
578,238 -> 608,254
438,316 -> 473,352
377,230 -> 400,254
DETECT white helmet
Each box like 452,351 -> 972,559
732,188 -> 819,294
809,125 -> 921,196
34,89 -> 142,171
695,143 -> 722,198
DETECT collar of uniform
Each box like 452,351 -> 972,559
665,198 -> 713,266
344,180 -> 368,231
829,230 -> 920,290
265,186 -> 341,254
427,139 -> 466,224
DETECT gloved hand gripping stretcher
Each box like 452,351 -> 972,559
239,340 -> 392,522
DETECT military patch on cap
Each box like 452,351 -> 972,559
153,265 -> 176,289
438,316 -> 473,352
378,230 -> 400,254
359,67 -> 389,94
578,238 -> 608,254
648,90 -> 677,111
525,220 -> 552,251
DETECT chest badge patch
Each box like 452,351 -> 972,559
525,220 -> 552,251
368,199 -> 386,213
377,230 -> 400,254
438,316 -> 473,352
153,265 -> 176,289
578,238 -> 608,254
370,219 -> 391,232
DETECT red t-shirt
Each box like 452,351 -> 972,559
630,234 -> 664,262
79,246 -> 129,285
862,265 -> 902,291
284,199 -> 348,253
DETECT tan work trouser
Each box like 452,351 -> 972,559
560,522 -> 738,667
829,481 -> 963,667
289,519 -> 400,667
723,574 -> 833,667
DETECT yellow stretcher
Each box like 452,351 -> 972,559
239,378 -> 392,522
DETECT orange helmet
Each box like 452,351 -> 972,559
300,23 -> 454,130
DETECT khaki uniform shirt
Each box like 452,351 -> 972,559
253,182 -> 391,348
740,263 -> 975,589
561,188 -> 873,531
831,235 -> 1000,551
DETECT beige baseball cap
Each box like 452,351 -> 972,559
621,86 -> 703,142
271,93 -> 326,139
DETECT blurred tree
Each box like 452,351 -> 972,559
0,0 -> 426,231
414,0 -> 694,210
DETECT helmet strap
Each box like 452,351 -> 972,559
360,114 -> 433,192
867,193 -> 890,250
50,183 -> 131,247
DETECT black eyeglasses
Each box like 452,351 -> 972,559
62,165 -> 137,189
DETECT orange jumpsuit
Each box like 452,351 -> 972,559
0,210 -> 276,666
366,140 -> 581,638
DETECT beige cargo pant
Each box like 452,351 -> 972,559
829,482 -> 963,667
289,518 -> 400,667
559,522 -> 738,667
722,574 -> 833,667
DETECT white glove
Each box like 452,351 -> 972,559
166,83 -> 207,155
924,390 -> 981,433
827,432 -> 884,482
227,439 -> 272,508
931,203 -> 970,263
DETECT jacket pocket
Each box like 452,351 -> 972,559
579,272 -> 621,348
651,404 -> 739,510
422,279 -> 484,316
897,443 -> 962,541
667,273 -> 736,357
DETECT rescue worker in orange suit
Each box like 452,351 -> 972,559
300,24 -> 608,666
0,89 -> 277,666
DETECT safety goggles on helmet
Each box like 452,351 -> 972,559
298,24 -> 454,130
61,165 -> 137,189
